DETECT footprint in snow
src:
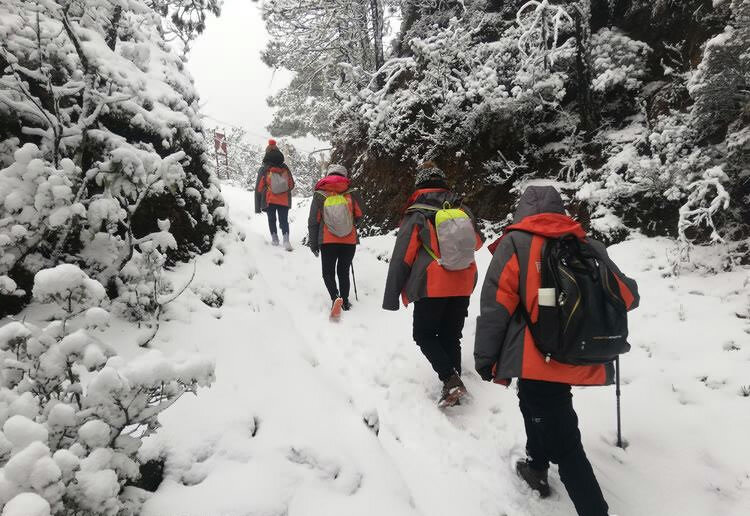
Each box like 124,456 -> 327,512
180,464 -> 209,486
723,341 -> 741,351
287,447 -> 340,481
363,410 -> 380,436
249,415 -> 260,438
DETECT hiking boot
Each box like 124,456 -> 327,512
438,372 -> 467,408
282,233 -> 292,251
271,234 -> 280,246
342,299 -> 352,311
516,459 -> 550,498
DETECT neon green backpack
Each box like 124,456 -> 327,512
409,202 -> 476,271
322,192 -> 354,237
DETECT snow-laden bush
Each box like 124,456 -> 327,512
0,265 -> 215,515
0,1 -> 225,318
590,28 -> 651,95
575,110 -> 715,241
678,166 -> 731,248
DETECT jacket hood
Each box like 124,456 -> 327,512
513,185 -> 566,223
487,213 -> 586,255
315,175 -> 350,193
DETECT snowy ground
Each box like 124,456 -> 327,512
128,185 -> 748,516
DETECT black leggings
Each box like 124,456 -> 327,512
266,204 -> 289,235
518,379 -> 609,516
320,244 -> 356,301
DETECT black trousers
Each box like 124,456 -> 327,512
321,244 -> 356,301
518,379 -> 609,516
266,204 -> 289,235
412,297 -> 470,381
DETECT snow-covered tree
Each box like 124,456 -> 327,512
689,0 -> 749,141
278,143 -> 324,197
147,0 -> 222,56
262,0 -> 388,138
0,0 -> 226,317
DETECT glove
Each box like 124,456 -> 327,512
310,246 -> 319,257
477,365 -> 494,382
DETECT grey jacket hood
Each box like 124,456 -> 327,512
513,185 -> 566,223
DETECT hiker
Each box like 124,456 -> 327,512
383,162 -> 483,407
474,185 -> 639,516
254,139 -> 295,250
308,164 -> 364,317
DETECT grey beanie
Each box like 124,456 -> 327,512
327,164 -> 348,177
415,164 -> 447,187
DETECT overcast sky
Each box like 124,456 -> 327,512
186,0 -> 326,153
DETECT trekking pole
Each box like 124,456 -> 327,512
616,356 -> 623,448
351,262 -> 359,301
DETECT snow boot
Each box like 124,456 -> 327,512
515,459 -> 551,498
283,233 -> 293,252
438,372 -> 467,408
330,297 -> 344,321
271,234 -> 280,246
342,299 -> 352,311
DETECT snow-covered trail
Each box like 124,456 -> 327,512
141,185 -> 750,516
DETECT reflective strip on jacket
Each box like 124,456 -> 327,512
382,189 -> 484,310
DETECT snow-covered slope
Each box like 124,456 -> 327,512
140,185 -> 750,516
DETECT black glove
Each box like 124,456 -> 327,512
477,365 -> 494,382
310,246 -> 319,257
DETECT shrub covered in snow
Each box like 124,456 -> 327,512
0,265 -> 215,514
590,28 -> 651,97
0,0 -> 226,317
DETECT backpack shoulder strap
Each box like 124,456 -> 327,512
405,204 -> 442,261
507,235 -> 540,348
407,203 -> 440,213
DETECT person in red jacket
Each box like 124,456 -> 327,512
474,185 -> 639,516
307,164 -> 363,314
383,162 -> 483,407
254,139 -> 295,250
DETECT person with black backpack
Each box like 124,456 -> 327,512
474,185 -> 639,516
307,164 -> 364,319
383,162 -> 483,407
254,139 -> 295,250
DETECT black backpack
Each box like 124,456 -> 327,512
515,234 -> 630,365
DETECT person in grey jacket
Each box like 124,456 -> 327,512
383,162 -> 483,407
474,185 -> 639,516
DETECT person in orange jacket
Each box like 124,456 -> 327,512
383,162 -> 483,407
254,139 -> 295,250
307,164 -> 363,314
474,185 -> 639,516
